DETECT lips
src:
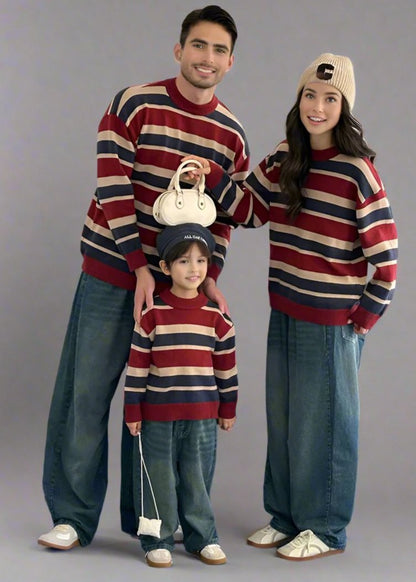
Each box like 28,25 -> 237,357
308,116 -> 326,123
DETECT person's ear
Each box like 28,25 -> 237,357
159,259 -> 170,275
173,43 -> 182,63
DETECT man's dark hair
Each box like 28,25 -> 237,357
179,5 -> 238,53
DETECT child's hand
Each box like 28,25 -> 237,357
126,421 -> 141,436
218,417 -> 236,432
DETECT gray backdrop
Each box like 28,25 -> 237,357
1,1 -> 414,581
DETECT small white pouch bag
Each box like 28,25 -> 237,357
136,432 -> 162,538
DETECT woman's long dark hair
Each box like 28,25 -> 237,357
279,92 -> 376,219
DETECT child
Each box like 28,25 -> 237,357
183,53 -> 398,560
124,223 -> 238,568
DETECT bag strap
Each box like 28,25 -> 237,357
138,432 -> 160,520
169,159 -> 206,194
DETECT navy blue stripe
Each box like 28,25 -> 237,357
153,333 -> 215,349
97,183 -> 133,201
269,280 -> 361,310
358,206 -> 394,230
304,197 -> 356,221
270,231 -> 364,261
145,389 -> 219,405
147,374 -> 217,389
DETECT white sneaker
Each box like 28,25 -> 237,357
173,525 -> 183,543
38,524 -> 80,550
247,524 -> 290,548
198,544 -> 227,565
146,549 -> 172,568
276,529 -> 344,561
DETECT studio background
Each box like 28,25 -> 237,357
1,1 -> 414,580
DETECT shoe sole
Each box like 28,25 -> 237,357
276,548 -> 344,561
37,539 -> 80,551
198,554 -> 227,565
146,557 -> 172,568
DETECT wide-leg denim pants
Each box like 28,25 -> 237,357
42,272 -> 136,545
137,419 -> 219,554
263,309 -> 364,549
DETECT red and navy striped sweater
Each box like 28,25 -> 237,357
124,289 -> 238,423
206,141 -> 398,331
80,78 -> 249,291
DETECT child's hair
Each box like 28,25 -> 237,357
279,92 -> 376,219
179,5 -> 238,53
163,239 -> 212,269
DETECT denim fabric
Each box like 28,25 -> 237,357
137,419 -> 219,554
42,273 -> 135,545
263,309 -> 364,550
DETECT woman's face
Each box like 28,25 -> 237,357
299,82 -> 342,149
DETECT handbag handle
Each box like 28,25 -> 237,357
138,432 -> 160,520
169,159 -> 206,194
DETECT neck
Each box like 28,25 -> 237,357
310,133 -> 335,150
170,285 -> 199,299
175,74 -> 216,104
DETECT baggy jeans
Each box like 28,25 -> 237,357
263,309 -> 364,549
42,272 -> 136,545
137,419 -> 219,554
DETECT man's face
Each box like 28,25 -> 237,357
174,21 -> 234,91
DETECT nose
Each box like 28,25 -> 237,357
203,46 -> 215,63
313,99 -> 324,112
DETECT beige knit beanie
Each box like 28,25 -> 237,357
296,53 -> 356,110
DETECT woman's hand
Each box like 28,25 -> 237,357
181,155 -> 212,179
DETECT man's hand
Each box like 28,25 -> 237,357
134,266 -> 155,324
218,417 -> 236,432
201,277 -> 230,315
126,421 -> 141,436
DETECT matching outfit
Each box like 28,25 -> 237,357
124,288 -> 237,553
204,140 -> 398,548
41,78 -> 249,546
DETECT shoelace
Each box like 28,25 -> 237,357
291,530 -> 314,550
55,524 -> 72,533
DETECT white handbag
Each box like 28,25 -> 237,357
153,159 -> 217,227
136,432 -> 162,538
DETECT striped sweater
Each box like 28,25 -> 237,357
124,289 -> 238,422
80,77 -> 249,291
206,141 -> 398,330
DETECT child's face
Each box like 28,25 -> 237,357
299,82 -> 342,149
161,243 -> 209,298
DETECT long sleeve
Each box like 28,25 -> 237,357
213,313 -> 238,419
124,318 -> 154,423
349,158 -> 398,329
95,106 -> 147,272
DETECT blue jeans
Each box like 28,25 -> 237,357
42,273 -> 136,545
263,309 -> 364,549
137,419 -> 219,554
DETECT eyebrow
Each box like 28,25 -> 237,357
304,86 -> 340,96
189,37 -> 230,52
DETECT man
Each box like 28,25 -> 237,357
38,5 -> 249,550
